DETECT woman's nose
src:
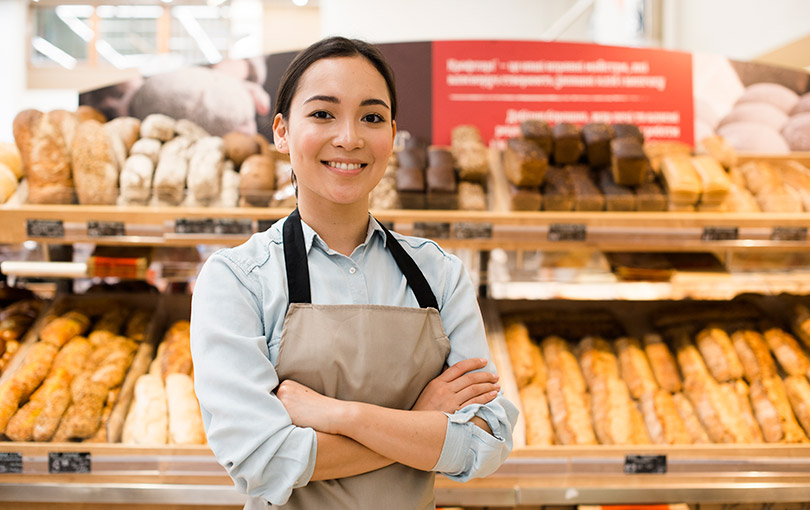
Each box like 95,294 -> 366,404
333,120 -> 363,150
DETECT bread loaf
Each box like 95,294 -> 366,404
223,131 -> 260,168
503,138 -> 547,187
76,105 -> 106,124
520,120 -> 552,155
775,160 -> 810,211
27,111 -> 76,204
130,138 -> 162,165
576,336 -> 619,391
582,123 -> 613,167
690,156 -> 731,206
505,322 -> 546,389
568,165 -> 604,211
698,135 -> 737,169
450,125 -> 481,146
590,375 -> 633,445
120,154 -> 155,203
684,375 -> 752,443
784,375 -> 810,437
140,114 -> 176,141
166,373 -> 206,445
615,337 -> 658,399
793,304 -> 810,350
153,136 -> 192,205
508,184 -> 542,211
750,376 -> 809,443
188,136 -> 226,203
6,367 -> 72,442
71,120 -> 120,205
612,123 -> 644,144
695,327 -> 744,382
541,166 -> 573,211
727,379 -> 764,442
610,138 -> 648,186
453,141 -> 489,182
217,159 -> 240,208
675,335 -> 712,383
731,329 -> 777,382
0,164 -> 18,203
458,181 -> 486,211
672,391 -> 711,443
239,154 -> 276,207
519,382 -> 553,446
635,170 -> 668,211
175,119 -> 209,142
551,123 -> 583,164
12,110 -> 42,174
763,328 -> 810,377
660,156 -> 701,205
597,166 -> 635,211
50,336 -> 93,379
0,142 -> 23,180
640,389 -> 692,444
643,333 -> 682,393
40,311 -> 90,348
541,336 -> 586,395
123,374 -> 168,445
161,321 -> 193,380
545,374 -> 597,445
105,117 -> 141,153
723,183 -> 761,213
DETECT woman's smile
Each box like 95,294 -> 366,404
322,160 -> 367,175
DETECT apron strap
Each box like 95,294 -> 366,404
282,209 -> 439,310
283,208 -> 312,304
376,220 -> 439,310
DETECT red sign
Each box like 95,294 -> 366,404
431,40 -> 693,146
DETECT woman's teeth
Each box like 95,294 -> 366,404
327,161 -> 363,170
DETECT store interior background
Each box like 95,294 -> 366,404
2,0 -> 810,143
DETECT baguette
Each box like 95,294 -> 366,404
93,306 -> 130,335
32,386 -> 71,441
616,336 -> 659,399
166,373 -> 206,445
792,304 -> 810,349
629,399 -> 651,444
696,327 -> 744,382
643,333 -> 682,393
9,342 -> 60,401
590,375 -> 633,445
731,329 -> 777,382
750,376 -> 809,443
576,336 -> 619,391
61,378 -> 108,439
50,336 -> 93,379
541,336 -> 587,395
161,321 -> 193,380
640,389 -> 692,444
672,392 -> 711,443
784,375 -> 810,437
545,374 -> 597,445
726,380 -> 764,442
684,375 -> 752,443
6,368 -> 71,441
504,322 -> 547,389
125,309 -> 151,343
123,374 -> 168,445
519,382 -> 553,446
40,311 -> 91,348
675,335 -> 711,383
763,328 -> 810,377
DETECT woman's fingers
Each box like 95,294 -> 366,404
438,358 -> 488,382
459,390 -> 500,409
455,382 -> 500,408
448,370 -> 499,392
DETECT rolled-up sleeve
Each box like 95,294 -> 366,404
190,251 -> 316,505
431,254 -> 519,480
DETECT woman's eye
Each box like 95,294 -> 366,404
363,113 -> 385,123
310,111 -> 333,120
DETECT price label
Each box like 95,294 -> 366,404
87,221 -> 125,237
454,222 -> 493,239
771,227 -> 808,242
214,219 -> 253,235
548,223 -> 586,242
624,454 -> 666,474
701,226 -> 738,241
48,452 -> 91,474
0,452 -> 22,474
174,218 -> 215,234
413,222 -> 451,239
26,219 -> 64,238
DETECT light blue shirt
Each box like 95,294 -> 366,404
190,215 -> 518,506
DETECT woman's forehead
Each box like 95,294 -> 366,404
293,56 -> 390,104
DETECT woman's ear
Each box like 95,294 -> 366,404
273,113 -> 289,154
391,120 -> 397,143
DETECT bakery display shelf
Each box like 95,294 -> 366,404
2,203 -> 810,252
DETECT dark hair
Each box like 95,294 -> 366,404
274,36 -> 397,122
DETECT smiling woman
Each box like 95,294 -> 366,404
190,36 -> 517,510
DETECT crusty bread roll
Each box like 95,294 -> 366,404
105,117 -> 141,153
640,389 -> 692,444
750,376 -> 808,443
153,136 -> 192,205
72,120 -> 120,205
590,375 -> 634,445
0,142 -> 23,179
731,329 -> 777,382
76,105 -> 107,124
175,119 -> 209,142
695,327 -> 744,382
120,154 -> 155,204
763,328 -> 810,377
239,154 -> 276,207
519,382 -> 553,446
576,336 -> 619,392
140,113 -> 176,141
545,374 -> 597,445
672,391 -> 711,443
784,375 -> 810,437
616,337 -> 659,399
129,138 -> 162,165
123,374 -> 168,445
223,131 -> 260,168
643,333 -> 682,393
166,373 -> 206,445
188,136 -> 225,204
541,336 -> 587,395
504,322 -> 546,389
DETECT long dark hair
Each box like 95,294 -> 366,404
274,36 -> 397,122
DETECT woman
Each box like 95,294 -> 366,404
190,36 -> 517,510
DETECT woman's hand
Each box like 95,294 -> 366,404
412,358 -> 500,413
276,380 -> 345,435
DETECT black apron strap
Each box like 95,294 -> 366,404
283,208 -> 312,304
376,219 -> 439,310
282,209 -> 439,310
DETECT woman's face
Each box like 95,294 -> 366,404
273,56 -> 395,209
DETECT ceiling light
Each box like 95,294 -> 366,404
32,37 -> 77,69
292,0 -> 309,6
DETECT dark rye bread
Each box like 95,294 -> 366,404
597,166 -> 636,211
541,166 -> 574,211
612,123 -> 644,144
509,184 -> 542,211
610,137 -> 648,186
503,137 -> 547,187
567,165 -> 604,211
552,123 -> 583,164
582,123 -> 614,167
520,119 -> 553,155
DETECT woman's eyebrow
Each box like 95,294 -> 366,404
304,95 -> 339,104
360,98 -> 390,110
303,95 -> 389,110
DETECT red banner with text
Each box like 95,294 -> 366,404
432,40 -> 693,146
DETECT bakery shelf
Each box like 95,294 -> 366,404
2,203 -> 810,252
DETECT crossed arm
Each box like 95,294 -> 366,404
276,358 -> 499,480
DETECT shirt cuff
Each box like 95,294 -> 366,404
292,427 -> 318,489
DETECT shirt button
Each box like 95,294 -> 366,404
349,267 -> 357,274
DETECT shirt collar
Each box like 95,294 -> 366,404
288,213 -> 387,254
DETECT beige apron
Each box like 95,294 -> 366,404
247,209 -> 451,510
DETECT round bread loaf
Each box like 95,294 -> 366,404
0,163 -> 18,203
27,112 -> 75,204
130,138 -> 162,164
49,109 -> 80,150
71,120 -> 120,205
791,93 -> 810,116
175,119 -> 209,142
716,121 -> 790,153
12,109 -> 43,173
736,83 -> 799,113
782,112 -> 810,151
105,117 -> 142,153
719,102 -> 788,131
238,154 -> 275,206
223,132 -> 260,168
76,105 -> 107,124
141,114 -> 176,141
0,142 -> 23,179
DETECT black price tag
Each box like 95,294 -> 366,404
454,222 -> 493,239
771,226 -> 808,242
26,219 -> 64,238
0,452 -> 22,474
548,223 -> 586,242
413,222 -> 451,239
701,226 -> 738,241
87,221 -> 125,237
214,219 -> 253,235
257,220 -> 275,233
48,452 -> 90,474
174,218 -> 215,234
624,454 -> 666,474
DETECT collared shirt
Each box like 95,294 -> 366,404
190,215 -> 518,505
